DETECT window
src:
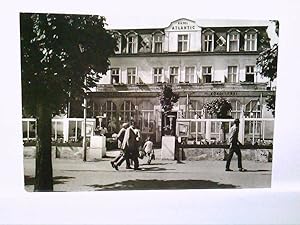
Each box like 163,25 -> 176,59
112,32 -> 122,54
115,36 -> 122,54
138,101 -> 155,133
101,101 -> 117,133
202,66 -> 212,83
153,67 -> 163,83
227,31 -> 240,52
244,32 -> 257,51
204,33 -> 214,52
178,34 -> 188,52
245,100 -> 261,118
185,67 -> 195,83
211,121 -> 221,134
245,66 -> 255,82
127,34 -> 138,53
227,66 -> 238,83
120,101 -> 135,124
187,100 -> 203,119
245,100 -> 262,135
153,34 -> 163,53
230,100 -> 241,119
111,68 -> 120,84
127,68 -> 136,84
170,67 -> 179,83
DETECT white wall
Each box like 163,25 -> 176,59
101,54 -> 263,85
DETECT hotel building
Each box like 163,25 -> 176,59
87,18 -> 275,143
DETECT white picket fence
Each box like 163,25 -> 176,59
22,117 -> 274,145
22,118 -> 96,142
176,118 -> 274,145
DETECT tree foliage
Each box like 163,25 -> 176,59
159,84 -> 179,113
266,95 -> 276,116
204,98 -> 232,119
20,13 -> 116,191
256,20 -> 279,116
256,43 -> 278,82
21,13 -> 117,116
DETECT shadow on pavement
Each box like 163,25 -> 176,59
24,175 -> 75,185
244,169 -> 271,172
88,179 -> 237,191
140,167 -> 175,172
140,162 -> 172,166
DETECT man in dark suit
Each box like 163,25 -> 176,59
225,118 -> 247,172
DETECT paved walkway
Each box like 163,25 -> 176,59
24,149 -> 272,191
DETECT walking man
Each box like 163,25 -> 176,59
114,121 -> 140,171
123,121 -> 140,170
110,123 -> 131,170
225,118 -> 247,172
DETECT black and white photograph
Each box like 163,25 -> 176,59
21,13 -> 278,192
1,0 -> 300,224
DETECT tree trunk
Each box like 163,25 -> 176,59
34,104 -> 53,191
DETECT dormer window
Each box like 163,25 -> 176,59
126,32 -> 138,54
152,31 -> 163,53
202,29 -> 214,52
112,32 -> 122,54
244,29 -> 258,51
227,29 -> 240,52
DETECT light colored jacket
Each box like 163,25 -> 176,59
228,125 -> 239,145
117,127 -> 126,148
121,126 -> 137,150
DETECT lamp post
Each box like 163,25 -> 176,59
83,76 -> 87,162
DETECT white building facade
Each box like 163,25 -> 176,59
87,18 -> 275,143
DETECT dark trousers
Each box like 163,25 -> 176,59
226,144 -> 242,169
116,149 -> 131,168
111,151 -> 123,163
130,150 -> 139,169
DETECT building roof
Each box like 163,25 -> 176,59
108,18 -> 270,30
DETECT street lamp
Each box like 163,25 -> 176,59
83,76 -> 87,162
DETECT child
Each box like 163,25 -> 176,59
143,136 -> 155,164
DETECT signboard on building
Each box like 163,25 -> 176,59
165,18 -> 201,32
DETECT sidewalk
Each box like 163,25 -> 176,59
24,149 -> 272,191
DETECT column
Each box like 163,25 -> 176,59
63,118 -> 69,143
239,105 -> 245,144
205,120 -> 211,143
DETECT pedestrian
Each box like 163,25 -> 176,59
110,123 -> 131,170
225,118 -> 247,172
115,121 -> 141,171
142,136 -> 155,164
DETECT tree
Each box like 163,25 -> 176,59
159,85 -> 179,135
204,98 -> 232,143
256,44 -> 278,82
266,95 -> 276,117
256,20 -> 279,116
20,13 -> 116,191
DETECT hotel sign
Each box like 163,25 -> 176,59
171,21 -> 196,31
166,19 -> 200,32
209,91 -> 238,96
